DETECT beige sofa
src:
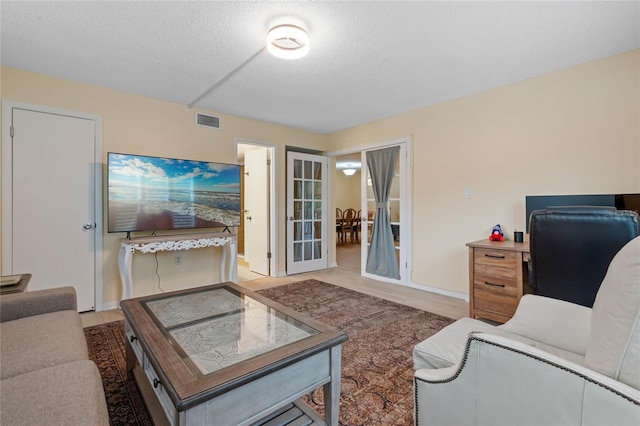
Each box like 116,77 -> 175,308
0,287 -> 109,425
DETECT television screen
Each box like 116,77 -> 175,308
107,152 -> 241,233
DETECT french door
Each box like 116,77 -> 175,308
360,140 -> 410,285
286,152 -> 328,274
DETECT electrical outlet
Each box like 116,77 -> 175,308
464,188 -> 472,199
175,254 -> 182,265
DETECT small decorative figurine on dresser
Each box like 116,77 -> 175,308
489,224 -> 504,241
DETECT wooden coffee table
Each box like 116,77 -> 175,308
120,283 -> 347,426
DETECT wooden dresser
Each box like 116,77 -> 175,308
467,239 -> 531,323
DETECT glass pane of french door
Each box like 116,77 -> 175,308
287,152 -> 328,274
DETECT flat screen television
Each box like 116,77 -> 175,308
107,152 -> 241,234
525,193 -> 640,232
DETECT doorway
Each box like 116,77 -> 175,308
335,153 -> 362,271
235,139 -> 276,281
2,101 -> 103,312
328,137 -> 411,286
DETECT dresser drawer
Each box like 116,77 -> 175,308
473,285 -> 518,318
125,322 -> 144,363
473,265 -> 518,288
474,248 -> 518,268
143,357 -> 177,425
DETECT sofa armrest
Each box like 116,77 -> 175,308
499,294 -> 592,355
0,287 -> 77,322
414,332 -> 640,426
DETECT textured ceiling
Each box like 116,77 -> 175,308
1,1 -> 639,134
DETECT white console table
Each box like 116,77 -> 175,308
118,232 -> 236,301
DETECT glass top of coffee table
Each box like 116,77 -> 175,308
141,286 -> 320,376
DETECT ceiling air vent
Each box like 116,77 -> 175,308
195,113 -> 220,129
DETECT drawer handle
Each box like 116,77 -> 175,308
129,335 -> 137,343
484,253 -> 505,259
485,281 -> 506,288
153,378 -> 161,389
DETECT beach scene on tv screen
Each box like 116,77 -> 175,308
108,154 -> 241,232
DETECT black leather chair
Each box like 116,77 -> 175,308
529,206 -> 639,307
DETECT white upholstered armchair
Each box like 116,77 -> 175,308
413,236 -> 640,425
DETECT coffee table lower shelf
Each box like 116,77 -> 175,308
251,399 -> 325,426
133,366 -> 326,426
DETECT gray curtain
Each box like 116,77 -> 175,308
365,146 -> 400,279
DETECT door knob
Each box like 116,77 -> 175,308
246,216 -> 252,221
83,223 -> 94,230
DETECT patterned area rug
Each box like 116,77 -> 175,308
258,280 -> 453,425
84,320 -> 152,425
84,280 -> 453,426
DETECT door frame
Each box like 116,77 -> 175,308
234,137 -> 277,277
326,136 -> 413,286
1,100 -> 103,310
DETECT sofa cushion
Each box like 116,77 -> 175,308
0,286 -> 76,322
413,317 -> 537,370
0,310 -> 88,379
413,316 -> 588,371
0,360 -> 109,426
585,236 -> 640,389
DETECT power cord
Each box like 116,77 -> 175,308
154,251 -> 164,293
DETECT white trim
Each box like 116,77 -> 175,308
234,137 -> 278,278
405,136 -> 413,283
324,136 -> 412,158
102,301 -> 119,311
409,281 -> 470,302
2,103 -> 14,272
2,100 -> 104,311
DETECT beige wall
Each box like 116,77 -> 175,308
0,66 -> 325,306
335,169 -> 362,213
2,49 -> 638,305
326,50 -> 640,296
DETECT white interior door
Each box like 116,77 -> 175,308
4,107 -> 98,311
287,152 -> 328,274
244,148 -> 270,275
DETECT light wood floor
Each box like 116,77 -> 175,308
81,243 -> 467,327
241,243 -> 468,320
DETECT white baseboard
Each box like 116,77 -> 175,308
99,277 -> 468,310
408,282 -> 469,302
101,301 -> 120,311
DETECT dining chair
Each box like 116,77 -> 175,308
341,208 -> 357,244
336,208 -> 343,243
354,210 -> 361,243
